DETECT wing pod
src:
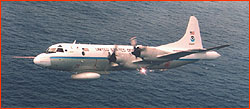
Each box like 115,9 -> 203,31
71,72 -> 101,79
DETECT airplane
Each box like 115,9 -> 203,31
31,16 -> 229,79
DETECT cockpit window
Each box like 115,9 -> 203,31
56,48 -> 64,52
46,48 -> 64,53
46,48 -> 57,53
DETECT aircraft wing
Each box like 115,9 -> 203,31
133,50 -> 199,64
157,44 -> 229,61
133,44 -> 229,64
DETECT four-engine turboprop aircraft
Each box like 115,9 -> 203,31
33,16 -> 229,79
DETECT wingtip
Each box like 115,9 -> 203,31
222,44 -> 230,48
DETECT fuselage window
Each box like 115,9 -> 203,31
57,48 -> 64,52
82,48 -> 89,51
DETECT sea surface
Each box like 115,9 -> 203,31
1,1 -> 249,108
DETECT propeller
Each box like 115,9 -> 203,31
108,45 -> 118,63
130,37 -> 142,58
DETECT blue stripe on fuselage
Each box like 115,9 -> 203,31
50,57 -> 108,59
50,57 -> 199,61
177,59 -> 200,61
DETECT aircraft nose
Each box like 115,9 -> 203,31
33,53 -> 51,67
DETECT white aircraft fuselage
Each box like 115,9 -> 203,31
33,16 -> 228,79
34,44 -> 220,72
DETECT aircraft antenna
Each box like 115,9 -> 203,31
73,40 -> 76,44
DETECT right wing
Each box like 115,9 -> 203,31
133,44 -> 229,64
157,44 -> 229,61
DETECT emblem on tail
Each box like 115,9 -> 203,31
190,36 -> 195,42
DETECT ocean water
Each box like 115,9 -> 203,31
1,1 -> 249,108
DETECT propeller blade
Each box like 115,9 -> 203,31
114,45 -> 118,53
108,45 -> 118,63
130,36 -> 141,58
130,36 -> 137,47
132,47 -> 141,58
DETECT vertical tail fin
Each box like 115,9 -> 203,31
159,16 -> 203,49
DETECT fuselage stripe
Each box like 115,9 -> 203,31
177,59 -> 200,61
50,57 -> 108,59
50,57 -> 199,61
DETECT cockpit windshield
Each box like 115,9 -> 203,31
46,48 -> 56,53
56,48 -> 64,52
46,48 -> 64,53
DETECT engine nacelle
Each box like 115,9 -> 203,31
140,47 -> 167,61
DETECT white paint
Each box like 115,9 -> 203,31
71,72 -> 101,79
33,16 -> 228,79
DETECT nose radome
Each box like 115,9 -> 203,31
33,57 -> 40,64
33,54 -> 51,67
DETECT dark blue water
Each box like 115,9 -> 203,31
1,1 -> 249,108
